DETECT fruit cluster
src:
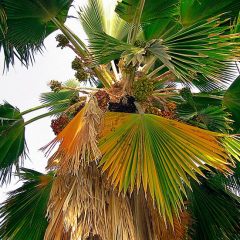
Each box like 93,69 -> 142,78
56,34 -> 69,49
75,70 -> 90,83
94,90 -> 110,111
49,80 -> 62,92
133,77 -> 154,102
71,57 -> 83,70
51,114 -> 70,135
72,57 -> 90,83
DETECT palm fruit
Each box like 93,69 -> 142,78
49,80 -> 62,92
133,77 -> 154,102
94,90 -> 110,111
75,69 -> 89,82
51,114 -> 70,135
56,34 -> 69,49
71,57 -> 83,70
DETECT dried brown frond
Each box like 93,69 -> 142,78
43,97 -> 103,175
44,164 -> 136,240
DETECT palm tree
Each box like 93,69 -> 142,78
0,0 -> 240,239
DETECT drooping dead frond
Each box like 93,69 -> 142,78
43,97 -> 103,175
44,164 -> 136,240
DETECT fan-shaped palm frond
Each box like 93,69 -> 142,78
189,75 -> 226,92
227,162 -> 240,196
0,102 -> 26,185
0,168 -> 53,240
187,171 -> 240,240
0,5 -> 7,35
223,75 -> 240,132
40,90 -> 78,114
88,31 -> 142,64
180,0 -> 240,27
179,88 -> 224,109
147,15 -> 239,84
98,112 -> 240,223
115,0 -> 178,24
177,103 -> 232,133
0,0 -> 72,68
79,0 -> 129,40
231,11 -> 240,35
63,79 -> 80,88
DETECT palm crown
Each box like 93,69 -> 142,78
0,0 -> 240,239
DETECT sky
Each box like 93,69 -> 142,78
0,1 -> 89,202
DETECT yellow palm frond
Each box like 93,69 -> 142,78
98,112 -> 239,223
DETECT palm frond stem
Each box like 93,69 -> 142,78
52,18 -> 87,57
61,86 -> 98,92
154,87 -> 177,93
20,100 -> 69,116
142,56 -> 157,73
154,70 -> 172,82
147,65 -> 166,78
128,0 -> 145,44
24,109 -> 64,126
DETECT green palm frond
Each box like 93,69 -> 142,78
192,92 -> 224,109
194,106 -> 233,132
147,15 -> 239,84
180,0 -> 240,27
99,112 -> 240,223
177,105 -> 233,133
176,88 -> 231,132
227,162 -> 240,196
40,90 -> 78,114
0,0 -> 72,68
115,0 -> 178,24
186,74 -> 227,92
0,168 -> 53,240
231,11 -> 240,35
223,75 -> 240,132
187,171 -> 240,240
89,31 -> 142,64
0,5 -> 7,35
63,79 -> 80,88
79,0 -> 129,40
115,0 -> 179,41
0,102 -> 27,185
